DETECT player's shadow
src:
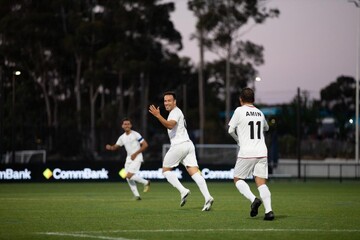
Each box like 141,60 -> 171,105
248,214 -> 288,221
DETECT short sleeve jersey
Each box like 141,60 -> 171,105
116,130 -> 144,157
228,105 -> 269,158
167,107 -> 190,145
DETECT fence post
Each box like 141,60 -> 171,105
339,164 -> 342,183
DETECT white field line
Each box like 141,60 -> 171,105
39,232 -> 140,240
100,228 -> 360,233
39,228 -> 360,236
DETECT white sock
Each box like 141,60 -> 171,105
163,171 -> 187,193
235,180 -> 256,203
191,172 -> 212,201
126,178 -> 140,197
258,184 -> 272,213
130,175 -> 148,185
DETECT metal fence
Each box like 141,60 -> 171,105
273,159 -> 360,181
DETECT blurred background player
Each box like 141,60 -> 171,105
228,88 -> 274,220
149,91 -> 214,211
105,118 -> 150,200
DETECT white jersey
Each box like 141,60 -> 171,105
228,105 -> 269,158
167,107 -> 190,145
116,130 -> 145,161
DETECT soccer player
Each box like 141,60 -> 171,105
228,88 -> 275,220
149,91 -> 214,211
105,118 -> 150,200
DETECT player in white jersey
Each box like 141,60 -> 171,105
228,88 -> 274,221
149,91 -> 214,211
105,118 -> 150,200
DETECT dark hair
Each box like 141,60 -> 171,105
240,88 -> 255,103
163,91 -> 176,100
122,117 -> 131,124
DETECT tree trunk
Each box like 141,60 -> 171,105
225,43 -> 231,127
33,73 -> 53,151
198,27 -> 205,145
127,83 -> 135,118
117,70 -> 124,122
90,83 -> 99,156
140,72 -> 149,138
75,56 -> 82,132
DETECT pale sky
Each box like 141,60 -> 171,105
170,0 -> 358,104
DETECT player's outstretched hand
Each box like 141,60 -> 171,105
149,105 -> 160,118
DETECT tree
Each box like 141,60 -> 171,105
0,0 -> 185,159
0,0 -> 69,151
189,0 -> 279,128
320,76 -> 356,139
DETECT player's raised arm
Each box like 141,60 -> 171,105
149,104 -> 176,129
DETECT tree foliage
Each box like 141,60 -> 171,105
0,0 -> 184,158
320,76 -> 356,139
0,0 -> 285,160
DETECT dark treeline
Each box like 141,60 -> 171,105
0,0 -> 280,161
1,1 -> 355,161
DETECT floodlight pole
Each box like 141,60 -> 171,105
350,0 -> 360,177
0,67 -> 2,160
11,72 -> 15,163
11,71 -> 21,163
357,5 -> 360,168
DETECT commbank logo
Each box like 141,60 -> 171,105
0,168 -> 31,180
43,168 -> 53,179
43,168 -> 109,180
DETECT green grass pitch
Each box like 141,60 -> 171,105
0,180 -> 359,240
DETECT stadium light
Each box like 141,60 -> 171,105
253,76 -> 262,100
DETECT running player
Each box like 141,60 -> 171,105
149,91 -> 214,211
105,118 -> 150,200
228,87 -> 274,220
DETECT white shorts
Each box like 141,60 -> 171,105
163,141 -> 199,168
124,156 -> 143,174
233,157 -> 268,179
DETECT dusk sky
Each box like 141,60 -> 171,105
170,0 -> 358,104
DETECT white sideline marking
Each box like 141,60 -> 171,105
97,228 -> 360,233
40,228 -> 360,237
39,232 -> 139,240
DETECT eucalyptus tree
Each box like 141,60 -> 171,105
59,0 -> 182,155
123,0 -> 182,136
61,0 -> 93,133
0,0 -> 186,158
0,0 -> 70,151
188,0 -> 279,126
188,0 -> 215,144
95,0 -> 182,136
